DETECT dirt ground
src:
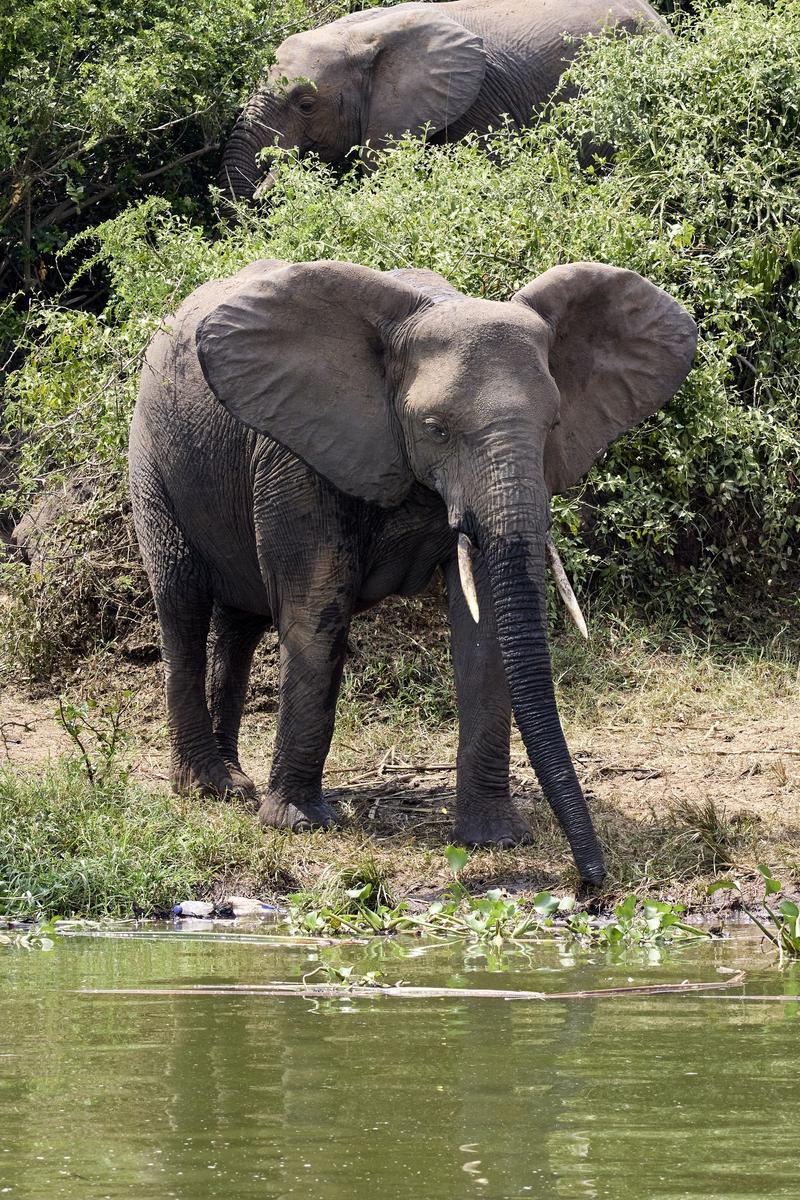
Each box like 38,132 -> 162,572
3,631 -> 800,910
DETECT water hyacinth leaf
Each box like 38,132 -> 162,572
532,891 -> 561,917
757,866 -> 781,895
707,879 -> 739,895
346,884 -> 373,902
444,846 -> 470,879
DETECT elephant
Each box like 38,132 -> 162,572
128,258 -> 696,885
220,0 -> 668,201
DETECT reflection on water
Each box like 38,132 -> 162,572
0,928 -> 797,1199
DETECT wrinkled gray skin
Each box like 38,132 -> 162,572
129,259 -> 696,885
221,0 -> 667,201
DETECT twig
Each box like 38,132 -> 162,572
377,745 -> 396,774
36,144 -> 216,230
594,765 -> 664,780
379,763 -> 457,774
79,972 -> 745,1002
697,993 -> 800,1002
23,181 -> 32,292
682,748 -> 800,757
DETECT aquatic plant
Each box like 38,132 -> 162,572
709,866 -> 800,964
0,915 -> 59,951
284,847 -> 709,946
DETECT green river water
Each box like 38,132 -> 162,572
1,925 -> 798,1199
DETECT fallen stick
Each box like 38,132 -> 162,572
682,748 -> 800,757
59,929 -> 367,947
378,763 -> 457,774
79,972 -> 745,1002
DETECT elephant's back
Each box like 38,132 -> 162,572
440,0 -> 665,131
130,264 -> 292,610
449,0 -> 667,62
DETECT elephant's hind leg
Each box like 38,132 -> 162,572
158,586 -> 245,799
207,602 -> 270,799
257,600 -> 352,834
131,458 -> 241,800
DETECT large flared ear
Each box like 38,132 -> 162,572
196,261 -> 427,507
512,263 -> 697,495
347,7 -> 486,148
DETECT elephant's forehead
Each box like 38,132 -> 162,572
412,299 -> 549,356
273,28 -> 346,76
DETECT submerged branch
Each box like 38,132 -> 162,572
79,972 -> 746,1002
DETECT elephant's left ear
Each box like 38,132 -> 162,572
512,263 -> 698,495
348,8 -> 486,148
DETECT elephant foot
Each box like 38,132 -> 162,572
453,801 -> 533,850
222,761 -> 258,806
171,755 -> 254,802
257,792 -> 339,834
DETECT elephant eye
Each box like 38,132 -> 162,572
296,95 -> 316,114
423,417 -> 449,443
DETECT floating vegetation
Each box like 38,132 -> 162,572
709,866 -> 800,964
0,915 -> 59,951
79,973 -> 748,1003
284,848 -> 710,948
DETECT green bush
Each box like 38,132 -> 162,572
3,0 -> 800,676
0,0 -> 354,294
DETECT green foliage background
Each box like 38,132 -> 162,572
2,0 -> 800,675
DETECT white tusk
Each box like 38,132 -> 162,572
457,533 -> 480,623
253,172 -> 278,198
546,535 -> 588,639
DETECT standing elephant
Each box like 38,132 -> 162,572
129,259 -> 696,885
221,0 -> 668,201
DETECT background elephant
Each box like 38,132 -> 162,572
129,259 -> 695,884
221,0 -> 668,201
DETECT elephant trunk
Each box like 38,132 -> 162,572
468,487 -> 605,885
219,92 -> 299,202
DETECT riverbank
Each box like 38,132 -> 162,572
2,611 -> 799,920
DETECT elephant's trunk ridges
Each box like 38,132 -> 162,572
477,515 -> 605,885
219,93 -> 297,201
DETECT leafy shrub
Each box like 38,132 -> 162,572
0,0 -> 349,294
3,0 -> 800,677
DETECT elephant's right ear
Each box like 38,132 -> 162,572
348,8 -> 486,148
196,261 -> 426,507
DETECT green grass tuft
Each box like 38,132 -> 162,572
0,763 -> 292,920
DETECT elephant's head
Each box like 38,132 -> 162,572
220,5 -> 486,201
196,260 -> 697,883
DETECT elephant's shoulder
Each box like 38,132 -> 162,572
147,259 -> 290,367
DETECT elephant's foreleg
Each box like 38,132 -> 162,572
444,555 -> 533,849
257,599 -> 351,833
207,602 -> 270,799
